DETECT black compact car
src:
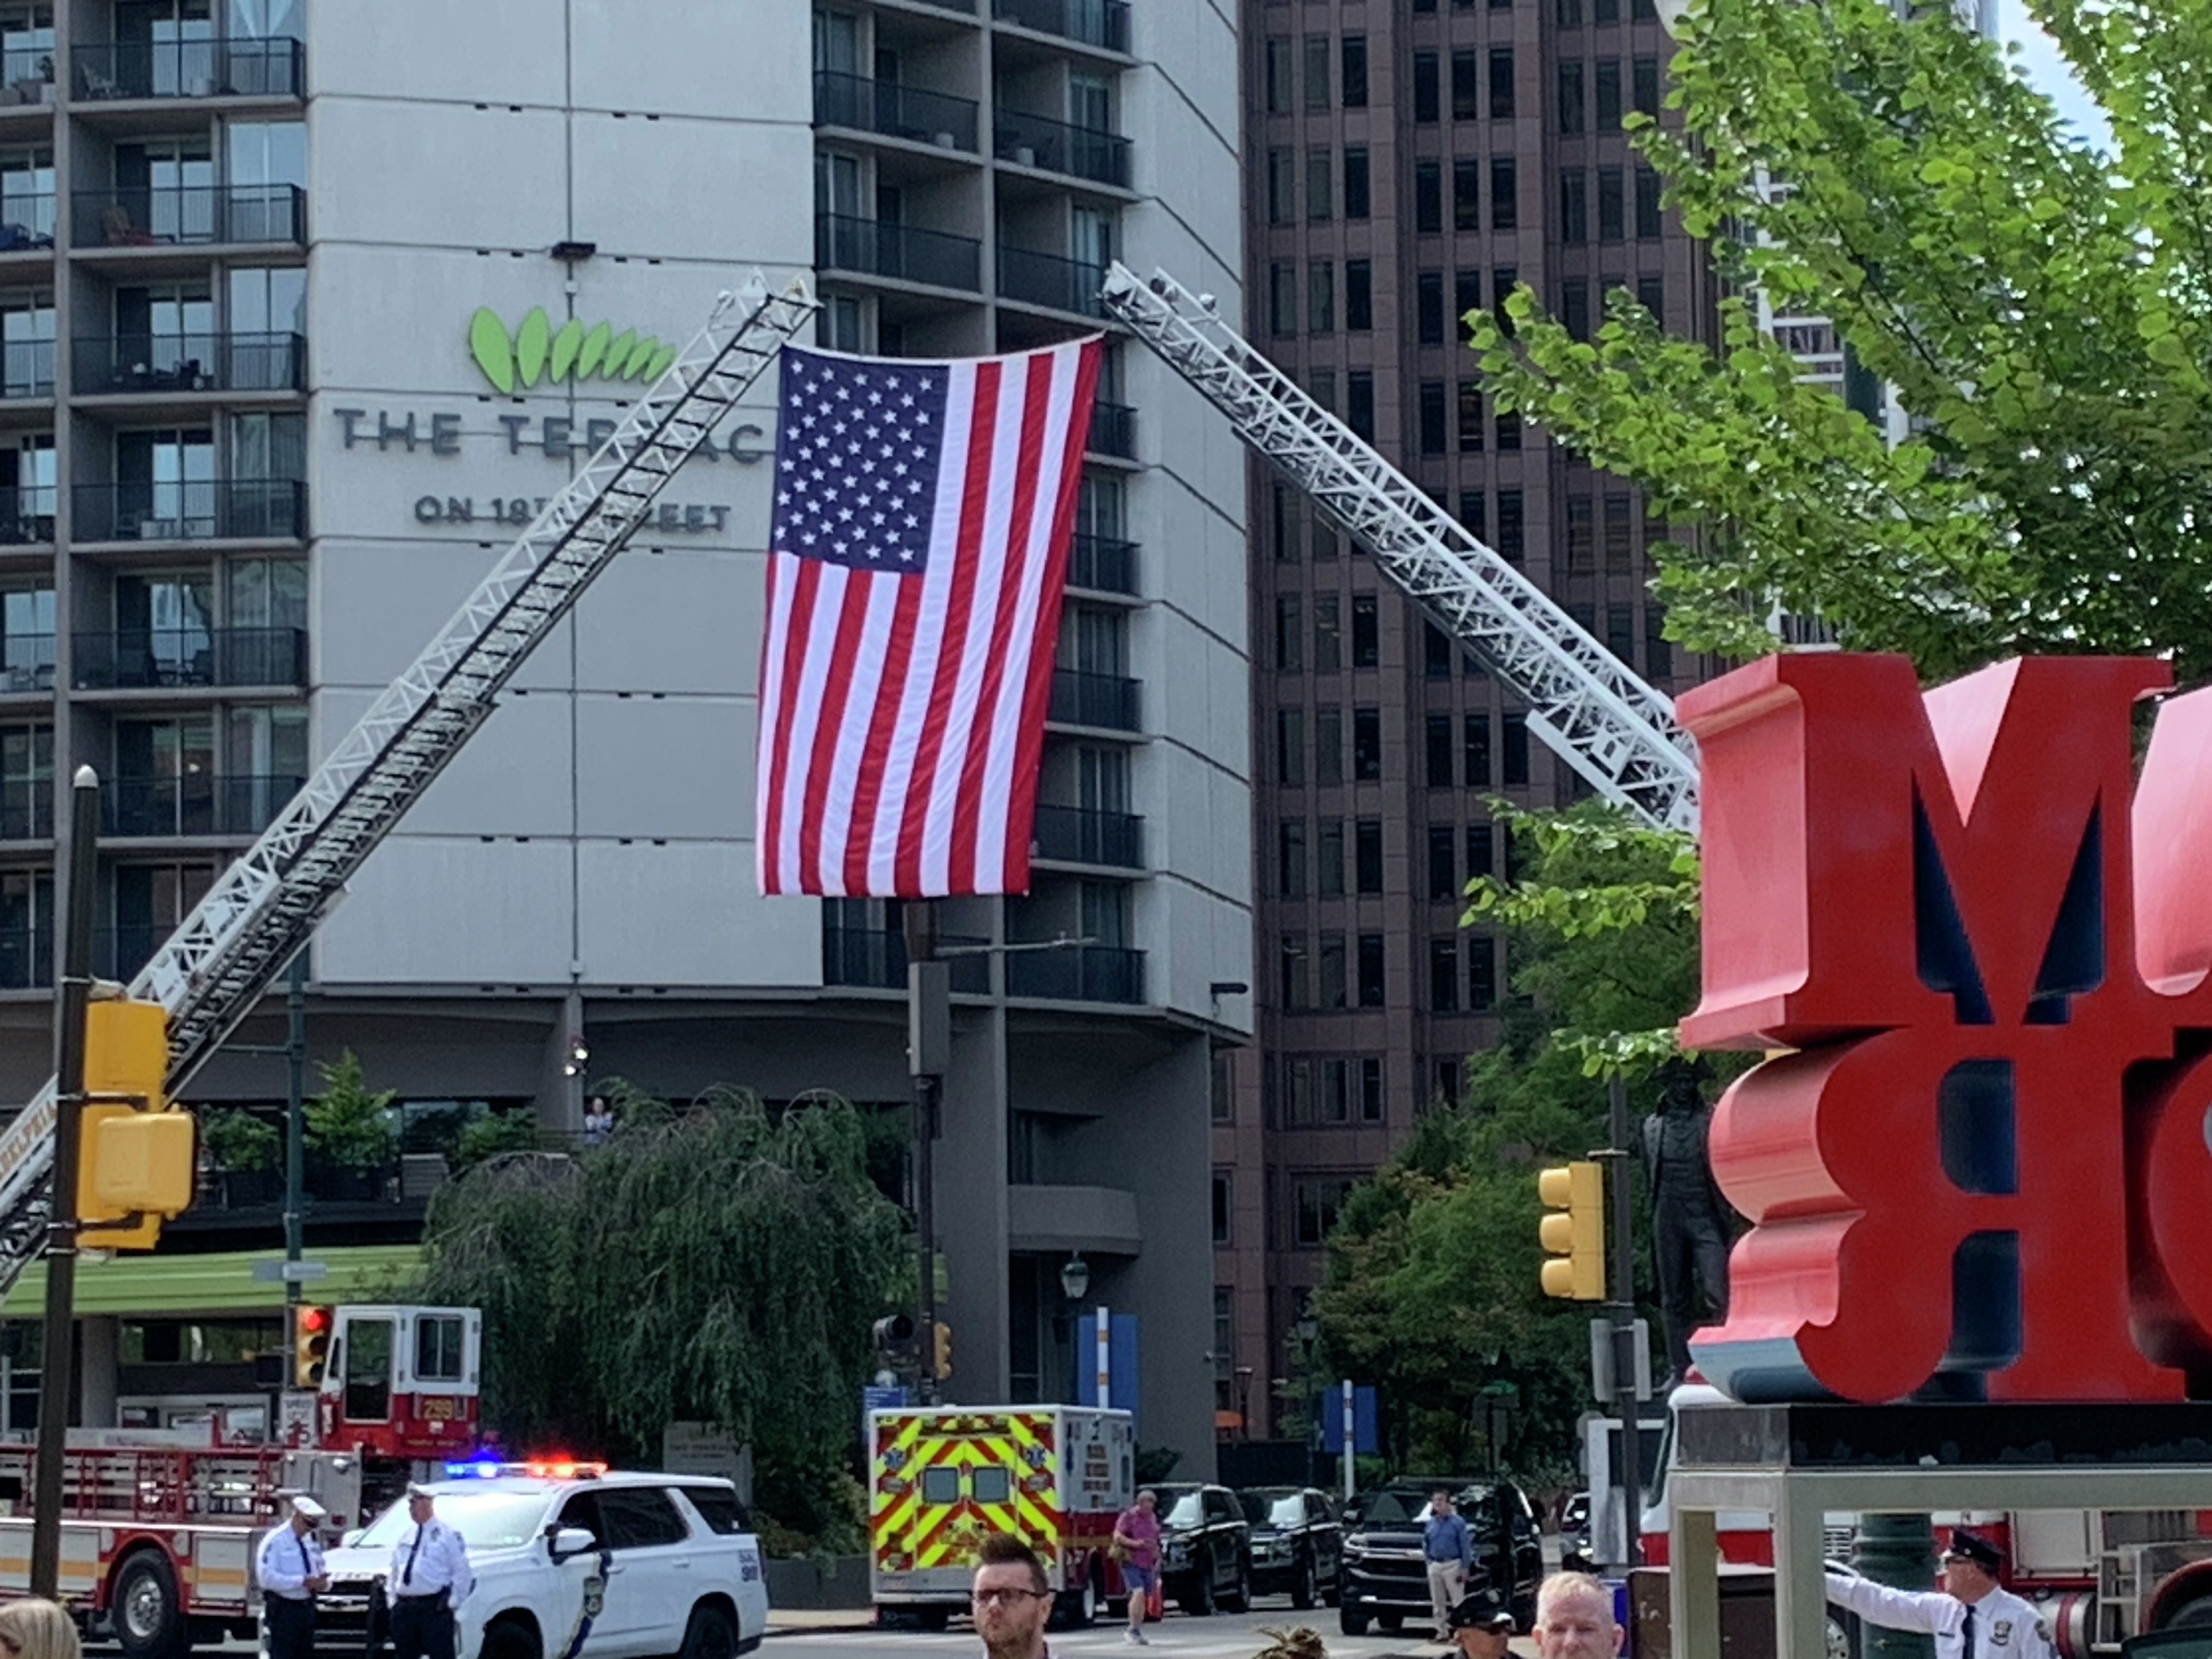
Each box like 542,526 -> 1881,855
1155,1482 -> 1253,1615
1337,1478 -> 1543,1636
1237,1485 -> 1342,1609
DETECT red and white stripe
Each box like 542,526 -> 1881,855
755,337 -> 1100,896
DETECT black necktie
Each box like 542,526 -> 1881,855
296,1531 -> 313,1592
1961,1605 -> 1975,1659
404,1526 -> 424,1586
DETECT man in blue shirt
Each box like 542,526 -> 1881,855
1423,1489 -> 1474,1641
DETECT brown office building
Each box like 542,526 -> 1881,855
1213,0 -> 1717,1438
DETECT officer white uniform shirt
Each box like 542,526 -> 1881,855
1825,1573 -> 2055,1659
256,1499 -> 328,1600
390,1504 -> 474,1605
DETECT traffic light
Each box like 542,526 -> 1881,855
1538,1162 -> 1606,1301
293,1305 -> 333,1389
871,1313 -> 916,1361
931,1321 -> 952,1381
78,998 -> 194,1251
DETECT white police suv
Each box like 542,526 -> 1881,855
317,1460 -> 770,1659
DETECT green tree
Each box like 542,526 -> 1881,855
305,1050 -> 398,1168
413,1082 -> 907,1553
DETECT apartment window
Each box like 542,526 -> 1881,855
1450,274 -> 1479,346
1306,34 -> 1332,109
1562,280 -> 1590,342
1278,707 -> 1306,784
1561,170 -> 1588,244
1342,35 -> 1369,107
1339,150 -> 1371,225
1418,383 -> 1447,456
1437,163 -> 1473,237
1459,488 -> 1486,542
1450,383 -> 1481,454
1503,712 -> 1530,785
1451,50 -> 1479,121
1469,935 -> 1499,1009
1266,149 -> 1293,225
1354,818 -> 1383,892
1634,56 -> 1660,117
1413,51 -> 1439,122
1430,938 -> 1461,1011
1567,497 -> 1596,569
1596,60 -> 1621,127
1606,493 -> 1635,567
1637,273 -> 1665,317
1490,157 -> 1517,228
1293,1176 -> 1355,1247
1212,1050 -> 1233,1123
1308,259 -> 1335,332
1317,820 -> 1345,896
1648,604 -> 1673,679
1496,490 -> 1525,560
1415,161 -> 1443,233
1212,1172 -> 1233,1244
1284,1058 -> 1312,1125
1559,61 -> 1585,132
1427,825 -> 1457,899
1424,623 -> 1453,679
1493,265 -> 1519,332
1270,482 -> 1297,563
1464,714 -> 1493,788
1467,823 -> 1496,883
1489,48 -> 1515,119
1276,594 -> 1303,671
1344,260 -> 1373,332
0,722 -> 48,839
1636,165 -> 1664,239
1265,36 -> 1293,113
1417,272 -> 1445,345
1608,604 -> 1635,664
1281,934 -> 1310,1010
1307,148 -> 1333,222
1495,408 -> 1521,450
1311,595 -> 1340,673
1270,262 -> 1296,335
1357,934 -> 1386,1006
1347,372 -> 1375,440
1351,594 -> 1379,667
1598,166 -> 1625,241
1360,1059 -> 1384,1122
1426,713 -> 1454,787
1433,1058 -> 1463,1113
1314,707 -> 1343,784
1352,708 -> 1382,780
1318,933 -> 1348,1010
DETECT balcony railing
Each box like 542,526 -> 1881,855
0,633 -> 52,691
994,0 -> 1130,52
75,331 -> 305,394
0,49 -> 53,93
1088,401 -> 1135,460
816,213 -> 982,293
74,478 -> 304,541
72,625 -> 307,690
0,792 -> 49,839
104,771 -> 302,837
1031,804 -> 1142,869
995,109 -> 1130,187
1006,943 -> 1144,1004
0,194 -> 55,249
74,36 -> 304,101
0,337 -> 50,397
0,925 -> 48,989
1048,667 -> 1139,731
0,491 -> 55,546
997,246 -> 1107,319
76,183 -> 305,248
1067,533 -> 1136,595
822,912 -> 991,993
812,71 -> 979,152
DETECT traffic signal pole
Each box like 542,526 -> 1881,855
904,905 -> 947,1407
1604,1073 -> 1642,1569
32,766 -> 100,1598
283,952 -> 306,1318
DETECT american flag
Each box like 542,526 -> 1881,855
754,338 -> 1102,897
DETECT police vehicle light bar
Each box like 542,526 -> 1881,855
443,1458 -> 607,1480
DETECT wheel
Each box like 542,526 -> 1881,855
2164,1595 -> 2212,1628
1339,1603 -> 1370,1637
1222,1559 -> 1252,1614
911,1608 -> 952,1632
1377,1611 -> 1404,1633
1182,1562 -> 1217,1617
111,1550 -> 187,1659
679,1605 -> 738,1659
1052,1567 -> 1098,1631
1825,1614 -> 1854,1659
481,1617 -> 543,1659
1291,1557 -> 1318,1611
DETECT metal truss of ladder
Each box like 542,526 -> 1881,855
1100,262 -> 1700,837
0,273 -> 820,1295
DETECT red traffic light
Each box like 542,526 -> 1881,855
299,1307 -> 330,1333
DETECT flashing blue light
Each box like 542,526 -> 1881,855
444,1457 -> 504,1479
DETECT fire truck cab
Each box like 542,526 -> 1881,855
314,1305 -> 482,1467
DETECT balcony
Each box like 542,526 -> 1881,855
0,792 -> 49,839
812,71 -> 979,153
103,772 -> 301,837
72,36 -> 304,101
72,625 -> 307,691
0,196 -> 54,251
1047,667 -> 1139,731
75,332 -> 305,394
994,0 -> 1130,52
995,109 -> 1129,188
1088,401 -> 1135,460
816,213 -> 981,293
997,246 -> 1107,318
0,635 -> 53,691
822,912 -> 991,993
73,478 -> 304,541
1067,532 -> 1136,595
0,491 -> 55,546
1006,943 -> 1144,1004
1031,804 -> 1142,869
0,926 -> 48,989
0,338 -> 50,398
75,184 -> 305,249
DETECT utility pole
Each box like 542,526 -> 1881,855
1603,1074 -> 1642,1569
283,953 -> 306,1314
904,905 -> 946,1406
32,766 -> 100,1598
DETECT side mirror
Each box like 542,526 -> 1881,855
549,1527 -> 599,1563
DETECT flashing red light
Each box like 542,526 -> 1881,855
299,1307 -> 330,1333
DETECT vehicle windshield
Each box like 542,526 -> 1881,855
1239,1491 -> 1305,1529
1349,1486 -> 1487,1527
1156,1486 -> 1204,1528
351,1490 -> 550,1552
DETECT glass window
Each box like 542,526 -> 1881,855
1314,708 -> 1342,783
682,1486 -> 751,1536
595,1488 -> 690,1550
971,1468 -> 1012,1505
1430,938 -> 1460,1011
1360,1058 -> 1384,1121
1276,594 -> 1303,672
1354,819 -> 1383,892
1352,710 -> 1381,780
1636,165 -> 1664,239
1503,712 -> 1530,785
1559,61 -> 1584,133
1308,259 -> 1334,332
1490,157 -> 1517,229
1314,595 -> 1341,672
1454,159 -> 1480,231
921,1467 -> 959,1504
1212,1172 -> 1232,1244
1489,48 -> 1515,119
1306,149 -> 1332,222
1280,933 -> 1310,1010
414,1314 -> 465,1383
1351,595 -> 1379,667
1413,50 -> 1438,122
1345,259 -> 1373,329
1469,936 -> 1498,1009
1344,148 -> 1370,220
341,1314 -> 393,1422
0,5 -> 51,90
1279,819 -> 1307,897
1451,50 -> 1478,121
1468,822 -> 1495,879
0,143 -> 53,241
1264,36 -> 1292,113
1267,149 -> 1294,225
1598,166 -> 1625,241
1596,59 -> 1621,127
1270,262 -> 1296,335
0,721 -> 47,838
1347,372 -> 1374,441
1317,821 -> 1344,896
1341,35 -> 1368,107
1464,716 -> 1493,788
1428,825 -> 1456,898
1318,933 -> 1347,1009
1561,170 -> 1587,244
1277,707 -> 1305,785
1415,160 -> 1442,233
0,289 -> 49,398
1425,624 -> 1453,679
1304,34 -> 1331,109
1417,272 -> 1444,345
1457,383 -> 1484,452
1634,56 -> 1660,117
1418,382 -> 1447,455
1496,489 -> 1525,559
1357,934 -> 1386,1006
1212,1050 -> 1234,1123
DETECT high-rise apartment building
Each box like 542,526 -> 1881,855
1218,0 -> 1715,1437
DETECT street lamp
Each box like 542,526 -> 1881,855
1060,1254 -> 1091,1301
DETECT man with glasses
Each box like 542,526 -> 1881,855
972,1536 -> 1054,1659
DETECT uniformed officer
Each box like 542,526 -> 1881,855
387,1483 -> 473,1659
255,1494 -> 330,1659
1445,1586 -> 1518,1659
1825,1527 -> 2054,1659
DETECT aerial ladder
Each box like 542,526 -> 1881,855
1099,262 -> 1701,837
0,273 -> 820,1296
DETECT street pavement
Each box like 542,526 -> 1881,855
768,1605 -> 1542,1658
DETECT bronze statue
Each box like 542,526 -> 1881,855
1641,1058 -> 1736,1387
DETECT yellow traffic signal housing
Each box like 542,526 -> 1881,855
78,998 -> 193,1250
1538,1161 -> 1606,1301
294,1305 -> 333,1388
931,1320 -> 952,1381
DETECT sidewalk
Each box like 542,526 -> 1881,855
766,1608 -> 878,1636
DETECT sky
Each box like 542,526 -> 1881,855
1999,0 -> 2114,150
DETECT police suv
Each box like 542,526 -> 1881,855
316,1461 -> 770,1659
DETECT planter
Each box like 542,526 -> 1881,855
218,1167 -> 281,1208
764,1555 -> 872,1610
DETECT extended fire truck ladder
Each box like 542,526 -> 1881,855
0,273 -> 820,1296
1100,262 -> 1701,837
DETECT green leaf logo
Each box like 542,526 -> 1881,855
466,308 -> 685,392
468,308 -> 515,395
514,306 -> 552,388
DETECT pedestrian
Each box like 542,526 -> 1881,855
387,1483 -> 473,1659
1421,1489 -> 1474,1641
1825,1527 -> 2053,1659
1445,1588 -> 1517,1659
255,1493 -> 330,1659
1112,1489 -> 1162,1645
1532,1572 -> 1623,1658
971,1535 -> 1053,1659
0,1597 -> 82,1659
582,1096 -> 614,1147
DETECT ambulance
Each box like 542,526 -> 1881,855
868,1406 -> 1133,1629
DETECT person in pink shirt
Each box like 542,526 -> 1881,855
1113,1490 -> 1164,1645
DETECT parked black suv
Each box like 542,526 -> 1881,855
1155,1483 -> 1253,1615
1337,1478 -> 1543,1636
1237,1485 -> 1342,1609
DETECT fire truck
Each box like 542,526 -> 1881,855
869,1405 -> 1133,1629
306,1303 -> 483,1480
